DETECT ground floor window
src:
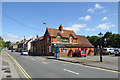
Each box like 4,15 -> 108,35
61,48 -> 68,53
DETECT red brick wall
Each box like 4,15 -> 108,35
58,47 -> 94,57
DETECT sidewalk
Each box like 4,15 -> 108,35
45,55 -> 119,71
1,50 -> 20,79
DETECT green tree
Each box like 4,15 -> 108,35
0,36 -> 5,47
86,36 -> 99,48
5,41 -> 11,49
16,41 -> 20,44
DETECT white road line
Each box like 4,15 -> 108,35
42,61 -> 47,64
64,69 -> 79,75
31,58 -> 36,60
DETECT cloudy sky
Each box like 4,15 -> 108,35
2,2 -> 118,42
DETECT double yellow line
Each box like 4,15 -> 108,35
5,51 -> 32,80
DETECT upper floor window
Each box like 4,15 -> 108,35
57,37 -> 60,43
70,38 -> 73,43
62,38 -> 68,43
47,37 -> 49,43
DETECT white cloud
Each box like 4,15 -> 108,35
2,34 -> 34,42
87,8 -> 94,13
85,28 -> 96,31
96,23 -> 115,30
95,4 -> 104,9
64,24 -> 86,32
79,15 -> 91,21
87,4 -> 105,14
101,10 -> 107,13
102,17 -> 108,21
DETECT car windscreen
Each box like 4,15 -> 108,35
103,49 -> 107,50
81,51 -> 85,54
22,50 -> 27,52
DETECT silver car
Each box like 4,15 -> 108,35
102,48 -> 115,55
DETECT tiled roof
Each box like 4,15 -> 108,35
76,35 -> 93,47
47,28 -> 77,38
38,36 -> 44,40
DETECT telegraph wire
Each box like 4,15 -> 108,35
3,13 -> 45,32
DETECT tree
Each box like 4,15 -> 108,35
0,36 -> 5,47
16,41 -> 20,44
87,32 -> 120,48
87,36 -> 99,48
5,41 -> 11,49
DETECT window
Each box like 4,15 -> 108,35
47,37 -> 49,43
62,38 -> 68,43
61,48 -> 68,53
70,38 -> 73,43
57,37 -> 60,43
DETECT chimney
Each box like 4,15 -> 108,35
24,38 -> 26,42
21,40 -> 23,43
36,35 -> 39,39
59,24 -> 63,32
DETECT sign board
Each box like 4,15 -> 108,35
49,46 -> 51,52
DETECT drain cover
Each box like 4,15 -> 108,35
5,70 -> 11,73
6,75 -> 11,78
2,61 -> 9,66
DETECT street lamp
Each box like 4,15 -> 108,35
98,32 -> 103,62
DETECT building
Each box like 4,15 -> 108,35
30,24 -> 94,56
10,43 -> 18,49
30,36 -> 44,55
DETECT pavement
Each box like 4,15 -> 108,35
45,55 -> 119,71
0,50 -> 21,79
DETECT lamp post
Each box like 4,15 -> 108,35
98,32 -> 103,62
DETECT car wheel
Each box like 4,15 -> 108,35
115,54 -> 118,56
108,52 -> 111,55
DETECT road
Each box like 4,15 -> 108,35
6,50 -> 118,78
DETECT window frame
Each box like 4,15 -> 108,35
57,37 -> 60,43
61,48 -> 68,53
47,36 -> 49,43
62,38 -> 68,43
70,38 -> 73,43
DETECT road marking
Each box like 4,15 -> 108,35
42,61 -> 47,64
5,51 -> 32,80
52,59 -> 120,73
64,69 -> 79,75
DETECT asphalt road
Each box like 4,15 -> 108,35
7,51 -> 118,78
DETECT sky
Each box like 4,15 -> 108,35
2,2 -> 118,42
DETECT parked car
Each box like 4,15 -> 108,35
11,49 -> 17,52
114,49 -> 120,56
102,48 -> 115,55
16,49 -> 22,52
21,50 -> 28,55
72,50 -> 86,57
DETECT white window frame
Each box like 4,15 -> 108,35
47,37 -> 49,43
70,38 -> 73,43
57,37 -> 60,43
61,48 -> 68,53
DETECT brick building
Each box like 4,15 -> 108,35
30,24 -> 94,56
